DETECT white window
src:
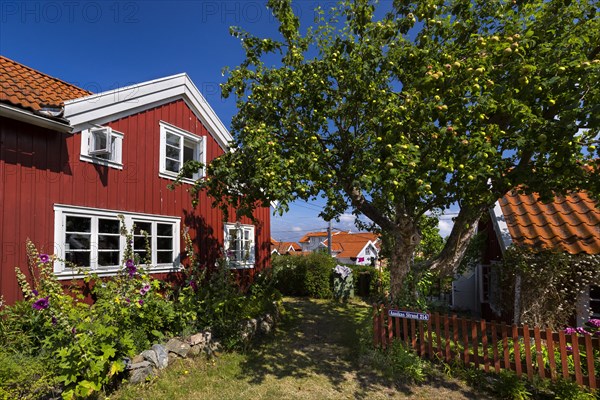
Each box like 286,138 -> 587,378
53,204 -> 181,279
224,223 -> 255,268
80,126 -> 124,168
591,285 -> 600,318
159,121 -> 206,183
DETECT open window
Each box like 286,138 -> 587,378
89,127 -> 112,156
80,126 -> 124,168
224,223 -> 255,268
159,121 -> 206,182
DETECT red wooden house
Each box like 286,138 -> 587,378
0,56 -> 271,304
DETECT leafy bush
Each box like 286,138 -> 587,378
0,350 -> 60,400
363,340 -> 428,384
272,252 -> 334,298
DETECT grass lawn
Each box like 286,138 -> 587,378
110,298 -> 490,399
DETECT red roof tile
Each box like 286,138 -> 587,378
323,232 -> 379,259
271,240 -> 301,254
0,55 -> 91,112
499,191 -> 600,255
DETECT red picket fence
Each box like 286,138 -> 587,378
373,304 -> 600,389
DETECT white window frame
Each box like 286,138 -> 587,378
159,121 -> 206,183
53,204 -> 181,279
224,223 -> 255,269
80,126 -> 124,169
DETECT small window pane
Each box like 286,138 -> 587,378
65,251 -> 90,267
157,251 -> 173,264
166,145 -> 180,159
98,251 -> 120,267
134,250 -> 148,262
134,222 -> 152,235
66,216 -> 91,232
92,130 -> 107,150
166,159 -> 180,173
166,133 -> 180,146
183,143 -> 195,162
157,223 -> 173,236
157,237 -> 172,250
98,235 -> 120,250
99,219 -> 119,234
66,234 -> 90,250
134,236 -> 149,250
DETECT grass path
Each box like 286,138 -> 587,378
111,298 -> 489,399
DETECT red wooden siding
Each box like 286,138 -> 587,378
0,99 -> 270,304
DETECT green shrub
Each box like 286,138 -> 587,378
364,340 -> 428,384
0,350 -> 60,400
272,253 -> 334,298
493,371 -> 532,400
547,378 -> 596,400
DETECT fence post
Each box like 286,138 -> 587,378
558,330 -> 569,379
545,328 -> 557,381
512,325 -> 522,377
584,334 -> 596,389
481,320 -> 489,372
491,322 -> 500,373
571,333 -> 583,386
533,327 -> 545,380
523,324 -> 534,379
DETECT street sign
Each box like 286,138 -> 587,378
388,310 -> 430,321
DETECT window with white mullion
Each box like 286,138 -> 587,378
159,121 -> 205,182
165,132 -> 181,174
133,220 -> 153,265
156,223 -> 174,264
65,215 -> 92,268
97,218 -> 121,268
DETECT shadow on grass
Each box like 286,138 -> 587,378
237,297 -> 486,399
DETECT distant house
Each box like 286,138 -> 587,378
271,238 -> 301,255
0,56 -> 271,304
299,231 -> 380,266
321,232 -> 380,266
298,231 -> 336,252
453,190 -> 599,325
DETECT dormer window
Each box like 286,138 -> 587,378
80,126 -> 124,168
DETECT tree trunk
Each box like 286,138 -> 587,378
388,225 -> 419,301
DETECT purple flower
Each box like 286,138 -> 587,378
566,345 -> 573,352
51,316 -> 57,325
32,296 -> 49,310
564,327 -> 577,335
138,299 -> 144,306
576,327 -> 590,335
126,262 -> 137,278
32,289 -> 39,296
39,254 -> 50,263
126,259 -> 134,268
125,297 -> 131,304
588,319 -> 600,328
140,284 -> 150,295
190,280 -> 197,291
71,327 -> 76,334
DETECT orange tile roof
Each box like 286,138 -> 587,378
323,232 -> 379,259
499,191 -> 600,255
272,240 -> 301,254
0,55 -> 91,112
298,231 -> 332,243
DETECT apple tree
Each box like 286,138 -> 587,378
193,0 -> 600,300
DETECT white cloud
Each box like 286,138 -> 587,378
438,219 -> 454,238
291,226 -> 303,232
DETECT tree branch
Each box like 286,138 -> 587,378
424,204 -> 485,276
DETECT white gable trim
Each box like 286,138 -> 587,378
63,73 -> 232,150
489,201 -> 513,253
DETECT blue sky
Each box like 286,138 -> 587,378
0,0 -> 453,242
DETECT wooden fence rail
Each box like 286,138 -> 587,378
373,304 -> 600,389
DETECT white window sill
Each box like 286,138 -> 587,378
158,171 -> 201,185
54,264 -> 183,280
228,263 -> 255,270
80,154 -> 124,170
